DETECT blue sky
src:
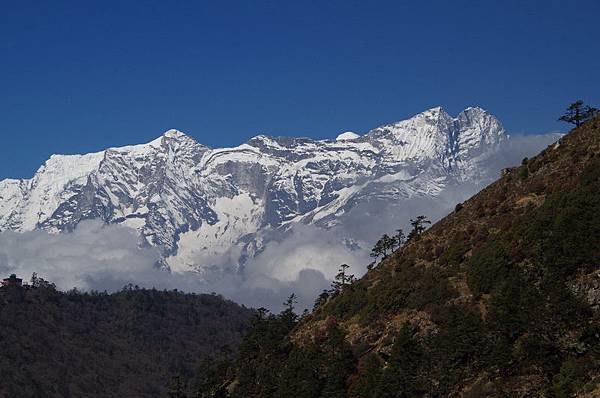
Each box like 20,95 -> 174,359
1,0 -> 599,179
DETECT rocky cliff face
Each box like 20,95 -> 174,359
0,107 -> 549,275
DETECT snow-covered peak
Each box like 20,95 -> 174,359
455,107 -> 507,157
419,106 -> 450,118
363,106 -> 506,159
163,129 -> 188,139
336,131 -> 360,141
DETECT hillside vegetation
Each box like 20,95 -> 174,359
199,116 -> 600,397
0,283 -> 253,397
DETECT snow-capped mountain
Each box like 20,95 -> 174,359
0,107 -> 547,275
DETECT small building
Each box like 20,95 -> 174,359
2,274 -> 23,287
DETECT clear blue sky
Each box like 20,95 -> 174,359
1,0 -> 599,179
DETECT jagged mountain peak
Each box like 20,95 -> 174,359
417,105 -> 451,119
162,129 -> 188,139
362,106 -> 506,168
377,106 -> 498,132
461,105 -> 487,114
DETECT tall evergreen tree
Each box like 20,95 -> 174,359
394,228 -> 406,250
559,100 -> 599,127
281,294 -> 298,324
371,234 -> 396,260
332,264 -> 354,292
370,238 -> 386,260
381,234 -> 396,255
407,215 -> 431,242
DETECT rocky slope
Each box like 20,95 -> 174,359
291,115 -> 600,396
0,107 -> 553,277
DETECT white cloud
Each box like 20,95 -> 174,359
0,221 -> 334,312
0,221 -> 163,291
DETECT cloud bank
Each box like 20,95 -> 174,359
0,221 -> 333,312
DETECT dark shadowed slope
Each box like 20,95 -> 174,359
0,284 -> 253,397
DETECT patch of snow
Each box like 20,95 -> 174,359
336,131 -> 360,141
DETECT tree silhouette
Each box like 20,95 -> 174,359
407,215 -> 431,242
283,293 -> 298,312
370,238 -> 386,260
394,228 -> 406,250
332,263 -> 354,292
559,100 -> 599,127
281,294 -> 298,324
371,234 -> 396,260
255,307 -> 269,321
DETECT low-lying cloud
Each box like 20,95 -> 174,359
0,221 -> 162,291
0,221 -> 333,312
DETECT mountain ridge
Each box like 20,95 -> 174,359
0,107 -> 555,282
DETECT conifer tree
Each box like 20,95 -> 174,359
370,238 -> 385,260
370,234 -> 396,260
394,228 -> 406,250
381,234 -> 395,255
559,100 -> 599,127
283,293 -> 297,312
332,264 -> 354,292
281,294 -> 298,325
407,215 -> 431,242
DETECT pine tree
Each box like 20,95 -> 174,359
394,228 -> 406,250
255,307 -> 269,321
370,234 -> 397,260
332,264 -> 354,292
347,354 -> 382,398
407,215 -> 431,242
283,293 -> 297,312
381,234 -> 395,256
370,238 -> 385,260
281,294 -> 298,325
559,100 -> 599,127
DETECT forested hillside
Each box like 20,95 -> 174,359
0,282 -> 253,397
197,116 -> 600,397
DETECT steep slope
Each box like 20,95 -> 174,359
0,282 -> 253,398
0,108 -> 552,277
211,117 -> 600,397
